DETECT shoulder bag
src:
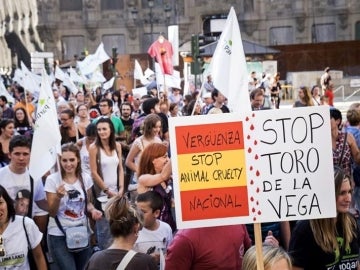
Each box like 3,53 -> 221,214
116,250 -> 137,270
23,216 -> 37,269
54,179 -> 90,252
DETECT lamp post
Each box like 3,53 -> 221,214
130,1 -> 172,51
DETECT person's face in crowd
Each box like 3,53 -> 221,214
152,152 -> 169,173
170,105 -> 179,116
336,176 -> 352,214
265,258 -> 291,270
97,122 -> 111,140
151,121 -> 162,138
251,94 -> 264,109
76,92 -> 85,103
298,89 -> 305,100
215,92 -> 226,104
0,99 -> 5,107
203,96 -> 212,105
53,90 -> 60,99
0,196 -> 8,224
99,102 -> 111,116
77,105 -> 88,118
136,201 -> 159,229
60,150 -> 79,175
57,104 -> 69,115
330,116 -> 341,130
194,102 -> 202,114
15,197 -> 29,216
132,96 -> 141,107
312,87 -> 320,96
86,135 -> 96,145
15,109 -> 26,122
8,146 -> 30,171
1,122 -> 14,138
153,103 -> 161,114
60,113 -> 73,128
160,103 -> 168,114
120,104 -> 132,119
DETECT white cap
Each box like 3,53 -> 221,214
203,92 -> 212,99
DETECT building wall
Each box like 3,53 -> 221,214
1,0 -> 360,73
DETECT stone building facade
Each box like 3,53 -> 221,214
1,0 -> 360,72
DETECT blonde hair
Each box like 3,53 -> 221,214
242,245 -> 292,270
309,167 -> 356,253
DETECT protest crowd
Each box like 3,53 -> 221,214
0,10 -> 360,270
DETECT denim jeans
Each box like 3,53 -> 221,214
95,216 -> 113,250
48,234 -> 91,270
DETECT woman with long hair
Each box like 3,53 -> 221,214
125,114 -> 163,194
137,142 -> 176,231
289,167 -> 360,269
45,143 -> 102,270
13,107 -> 33,137
89,117 -> 124,249
85,196 -> 157,270
293,86 -> 314,107
270,72 -> 282,109
0,119 -> 14,167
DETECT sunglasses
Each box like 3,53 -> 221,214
0,235 -> 5,257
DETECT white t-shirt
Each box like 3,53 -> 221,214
44,172 -> 93,236
134,220 -> 173,254
0,166 -> 46,217
0,216 -> 42,269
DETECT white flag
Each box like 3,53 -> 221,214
69,67 -> 87,84
134,59 -> 143,80
20,62 -> 42,94
0,81 -> 15,104
77,43 -> 110,75
211,7 -> 251,114
54,66 -> 65,81
29,69 -> 61,180
103,77 -> 115,90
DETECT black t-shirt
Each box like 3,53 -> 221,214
289,218 -> 360,270
85,249 -> 157,270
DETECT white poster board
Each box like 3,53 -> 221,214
169,106 -> 335,229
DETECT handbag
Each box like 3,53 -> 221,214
55,179 -> 90,252
23,216 -> 37,270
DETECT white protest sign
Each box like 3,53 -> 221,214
169,106 -> 335,229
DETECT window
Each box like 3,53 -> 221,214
101,0 -> 124,10
61,36 -> 85,61
141,0 -> 164,8
312,23 -> 336,43
102,35 -> 126,55
60,0 -> 82,11
356,21 -> 360,40
269,26 -> 294,45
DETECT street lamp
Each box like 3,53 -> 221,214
130,1 -> 172,51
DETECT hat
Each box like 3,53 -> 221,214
203,92 -> 212,99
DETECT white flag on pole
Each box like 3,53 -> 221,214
210,7 -> 251,114
69,67 -> 87,84
103,77 -> 115,90
77,43 -> 110,75
29,69 -> 61,180
134,59 -> 143,80
55,66 -> 79,95
20,62 -> 42,94
0,81 -> 15,104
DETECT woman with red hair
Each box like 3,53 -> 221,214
137,142 -> 176,231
